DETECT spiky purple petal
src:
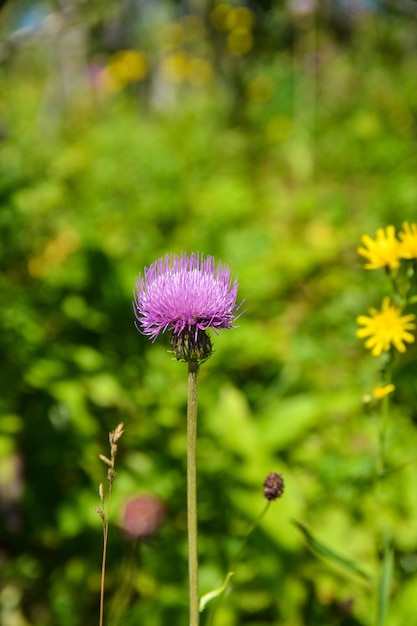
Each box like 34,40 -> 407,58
133,252 -> 240,341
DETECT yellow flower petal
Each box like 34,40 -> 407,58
356,297 -> 416,356
358,226 -> 400,270
398,221 -> 417,260
373,384 -> 395,399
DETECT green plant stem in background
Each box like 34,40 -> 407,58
378,361 -> 393,475
203,498 -> 273,620
375,361 -> 393,626
187,360 -> 200,626
378,394 -> 389,475
229,501 -> 271,573
377,532 -> 393,626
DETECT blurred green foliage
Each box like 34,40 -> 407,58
1,1 -> 417,625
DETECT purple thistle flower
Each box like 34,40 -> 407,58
133,252 -> 241,361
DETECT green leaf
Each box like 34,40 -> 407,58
377,536 -> 393,626
293,520 -> 372,582
199,572 -> 235,612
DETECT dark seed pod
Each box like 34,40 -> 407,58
263,472 -> 284,501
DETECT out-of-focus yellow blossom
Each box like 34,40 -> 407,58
103,50 -> 148,91
28,229 -> 81,278
211,5 -> 255,56
357,226 -> 400,270
226,6 -> 254,30
356,297 -> 416,356
161,52 -> 190,83
113,50 -> 147,81
160,52 -> 212,86
398,221 -> 417,260
227,27 -> 253,56
373,384 -> 395,399
210,4 -> 232,31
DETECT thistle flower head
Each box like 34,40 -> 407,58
133,252 -> 241,361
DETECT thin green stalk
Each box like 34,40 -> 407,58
229,501 -> 270,573
187,360 -> 200,626
96,423 -> 124,626
377,362 -> 393,475
378,394 -> 388,475
376,533 -> 393,626
204,500 -> 272,624
375,363 -> 393,626
98,476 -> 114,626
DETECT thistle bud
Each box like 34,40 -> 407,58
263,472 -> 284,501
170,329 -> 213,364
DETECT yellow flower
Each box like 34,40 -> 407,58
373,384 -> 395,399
398,221 -> 417,260
356,297 -> 416,356
357,226 -> 400,270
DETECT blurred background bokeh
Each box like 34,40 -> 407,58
2,0 -> 417,624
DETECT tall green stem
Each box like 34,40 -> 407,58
375,361 -> 393,626
376,532 -> 393,626
187,360 -> 200,626
378,361 -> 393,475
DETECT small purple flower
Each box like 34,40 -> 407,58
134,252 -> 241,361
